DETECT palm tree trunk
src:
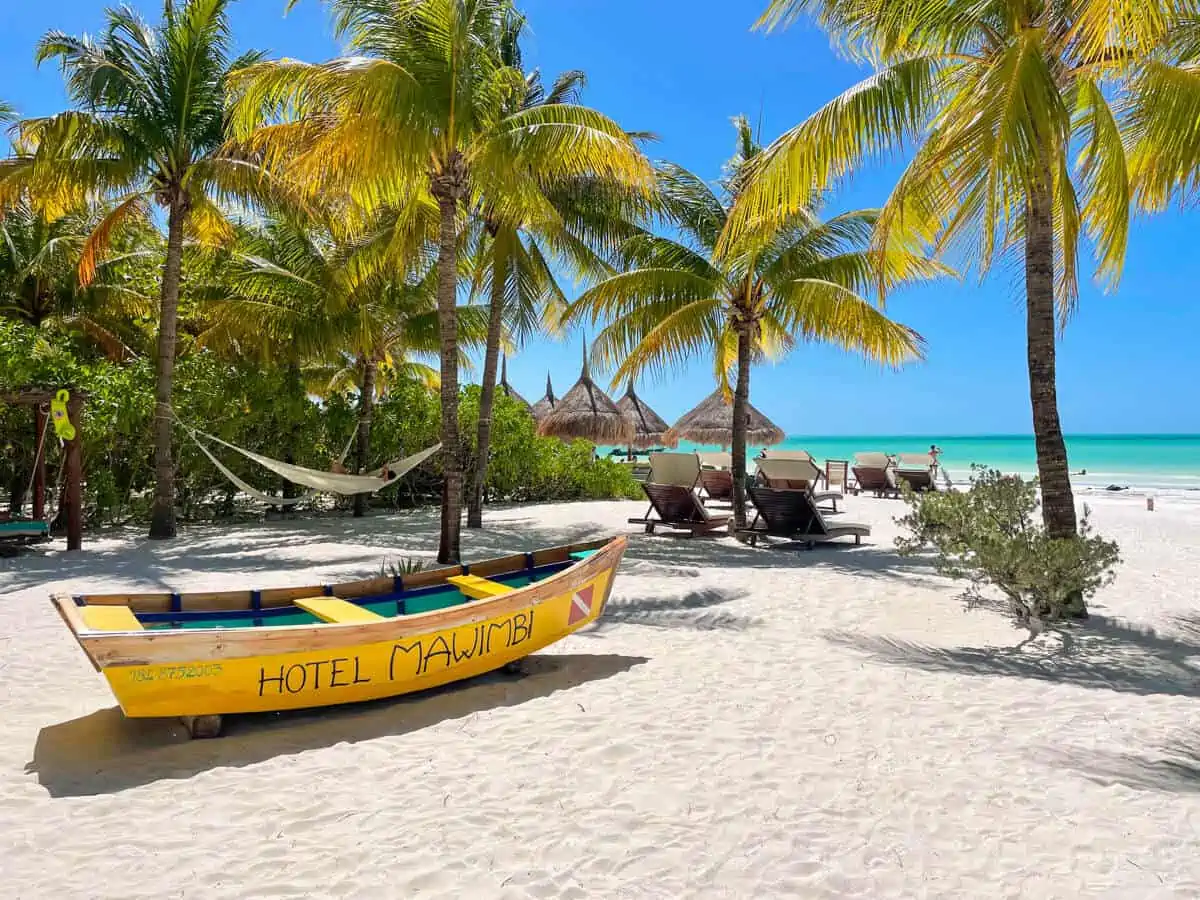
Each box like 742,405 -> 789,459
1025,171 -> 1086,615
731,322 -> 752,531
467,237 -> 507,529
280,361 -> 302,513
353,356 -> 377,518
432,155 -> 466,564
1025,178 -> 1077,542
148,194 -> 187,540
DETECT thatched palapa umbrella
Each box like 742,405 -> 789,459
497,355 -> 532,413
537,344 -> 634,445
667,388 -> 785,449
616,383 -> 676,451
530,372 -> 557,422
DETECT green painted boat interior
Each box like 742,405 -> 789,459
140,566 -> 565,631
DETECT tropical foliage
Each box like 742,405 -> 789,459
11,0 -> 281,538
566,117 -> 933,526
0,0 -> 1189,568
229,0 -> 653,562
741,0 -> 1200,547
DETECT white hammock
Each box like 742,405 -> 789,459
182,423 -> 442,500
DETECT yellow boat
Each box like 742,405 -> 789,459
53,536 -> 627,737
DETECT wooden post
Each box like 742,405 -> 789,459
64,394 -> 83,551
32,404 -> 46,521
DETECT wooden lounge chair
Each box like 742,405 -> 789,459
825,459 -> 849,494
628,482 -> 730,537
754,457 -> 842,512
739,486 -> 870,548
894,453 -> 937,492
699,468 -> 735,504
851,452 -> 899,498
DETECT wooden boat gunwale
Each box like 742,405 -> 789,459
53,535 -> 627,669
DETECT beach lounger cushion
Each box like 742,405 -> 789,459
647,452 -> 702,489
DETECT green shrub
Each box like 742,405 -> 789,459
1,319 -> 641,526
458,386 -> 642,503
895,466 -> 1120,626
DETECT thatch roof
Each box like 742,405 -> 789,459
616,383 -> 676,450
497,355 -> 532,412
530,372 -> 557,422
537,345 -> 634,445
666,389 -> 785,448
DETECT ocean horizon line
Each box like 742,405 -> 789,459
767,432 -> 1200,440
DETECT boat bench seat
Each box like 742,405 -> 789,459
448,574 -> 513,600
81,605 -> 144,632
294,597 -> 385,624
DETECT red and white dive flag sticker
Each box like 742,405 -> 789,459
568,584 -> 595,626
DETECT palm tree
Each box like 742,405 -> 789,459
464,15 -> 648,528
17,0 -> 275,539
567,117 -> 932,528
740,0 -> 1183,567
233,0 -> 652,562
0,200 -> 156,356
201,213 -> 488,515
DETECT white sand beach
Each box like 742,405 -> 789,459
2,493 -> 1200,898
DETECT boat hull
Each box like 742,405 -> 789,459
56,537 -> 625,719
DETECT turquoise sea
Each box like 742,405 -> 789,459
614,435 -> 1200,491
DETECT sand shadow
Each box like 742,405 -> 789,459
823,611 -> 1200,698
1043,737 -> 1200,794
584,586 -> 759,633
0,508 -> 619,595
27,652 -> 646,798
619,533 -> 945,587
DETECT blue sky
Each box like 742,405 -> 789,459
2,0 -> 1196,436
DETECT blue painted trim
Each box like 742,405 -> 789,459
170,593 -> 182,613
462,564 -> 470,575
133,561 -> 572,626
251,590 -> 262,612
524,552 -> 535,570
323,584 -> 334,596
393,576 -> 404,594
73,596 -> 85,607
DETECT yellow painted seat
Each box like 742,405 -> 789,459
448,574 -> 513,600
81,605 -> 144,632
294,597 -> 385,624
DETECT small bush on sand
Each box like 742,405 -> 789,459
895,467 -> 1120,626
